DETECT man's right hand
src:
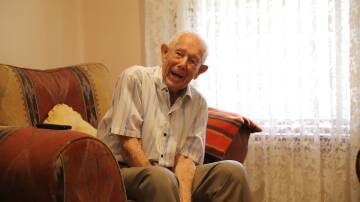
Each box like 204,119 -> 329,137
118,135 -> 150,167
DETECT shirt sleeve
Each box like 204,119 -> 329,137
180,98 -> 208,165
110,68 -> 144,138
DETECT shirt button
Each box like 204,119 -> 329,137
161,154 -> 164,158
164,133 -> 167,137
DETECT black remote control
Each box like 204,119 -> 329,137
36,123 -> 72,130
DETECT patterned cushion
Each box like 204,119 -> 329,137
205,107 -> 262,162
0,63 -> 111,128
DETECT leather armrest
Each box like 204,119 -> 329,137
0,127 -> 127,202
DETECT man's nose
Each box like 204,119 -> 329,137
178,56 -> 188,68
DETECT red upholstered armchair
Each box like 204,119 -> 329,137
0,63 -> 261,202
0,63 -> 127,202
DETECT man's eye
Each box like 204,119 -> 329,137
190,59 -> 198,66
176,51 -> 182,56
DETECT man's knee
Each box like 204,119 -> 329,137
213,160 -> 248,183
140,166 -> 179,190
192,161 -> 251,202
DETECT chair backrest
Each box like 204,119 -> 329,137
0,63 -> 112,127
205,107 -> 262,163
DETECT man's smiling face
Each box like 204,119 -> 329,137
161,33 -> 207,94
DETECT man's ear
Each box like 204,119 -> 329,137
160,44 -> 169,60
194,65 -> 208,79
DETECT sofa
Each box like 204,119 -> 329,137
0,63 -> 261,202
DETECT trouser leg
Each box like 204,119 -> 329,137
192,160 -> 252,202
121,166 -> 180,202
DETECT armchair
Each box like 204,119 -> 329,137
0,63 -> 127,202
0,63 -> 261,202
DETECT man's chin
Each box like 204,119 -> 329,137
167,85 -> 186,94
165,78 -> 189,91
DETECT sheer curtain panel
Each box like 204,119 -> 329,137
145,0 -> 360,201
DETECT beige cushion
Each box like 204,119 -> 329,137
44,104 -> 97,136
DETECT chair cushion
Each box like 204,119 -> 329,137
0,63 -> 111,127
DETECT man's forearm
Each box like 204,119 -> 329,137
174,154 -> 196,202
118,136 -> 150,167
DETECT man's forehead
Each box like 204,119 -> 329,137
173,37 -> 205,56
176,34 -> 204,47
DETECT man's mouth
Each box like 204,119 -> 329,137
170,70 -> 184,79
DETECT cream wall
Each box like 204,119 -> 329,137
0,0 -> 144,85
0,0 -> 84,69
83,0 -> 145,85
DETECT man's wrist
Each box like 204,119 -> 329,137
179,189 -> 192,202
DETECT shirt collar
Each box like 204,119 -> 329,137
154,66 -> 193,99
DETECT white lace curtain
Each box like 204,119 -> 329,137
144,0 -> 360,201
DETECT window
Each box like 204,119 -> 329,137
192,0 -> 350,135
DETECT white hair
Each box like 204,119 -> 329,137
167,31 -> 208,64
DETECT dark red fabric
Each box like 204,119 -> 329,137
26,69 -> 86,124
10,65 -> 98,127
0,127 -> 127,202
208,107 -> 262,133
61,137 -> 127,202
205,108 -> 262,163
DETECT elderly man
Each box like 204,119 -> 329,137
97,32 -> 252,202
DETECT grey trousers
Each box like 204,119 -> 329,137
120,160 -> 252,202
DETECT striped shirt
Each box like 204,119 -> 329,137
97,66 -> 208,167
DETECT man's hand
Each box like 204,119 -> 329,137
174,154 -> 196,202
118,135 -> 150,167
